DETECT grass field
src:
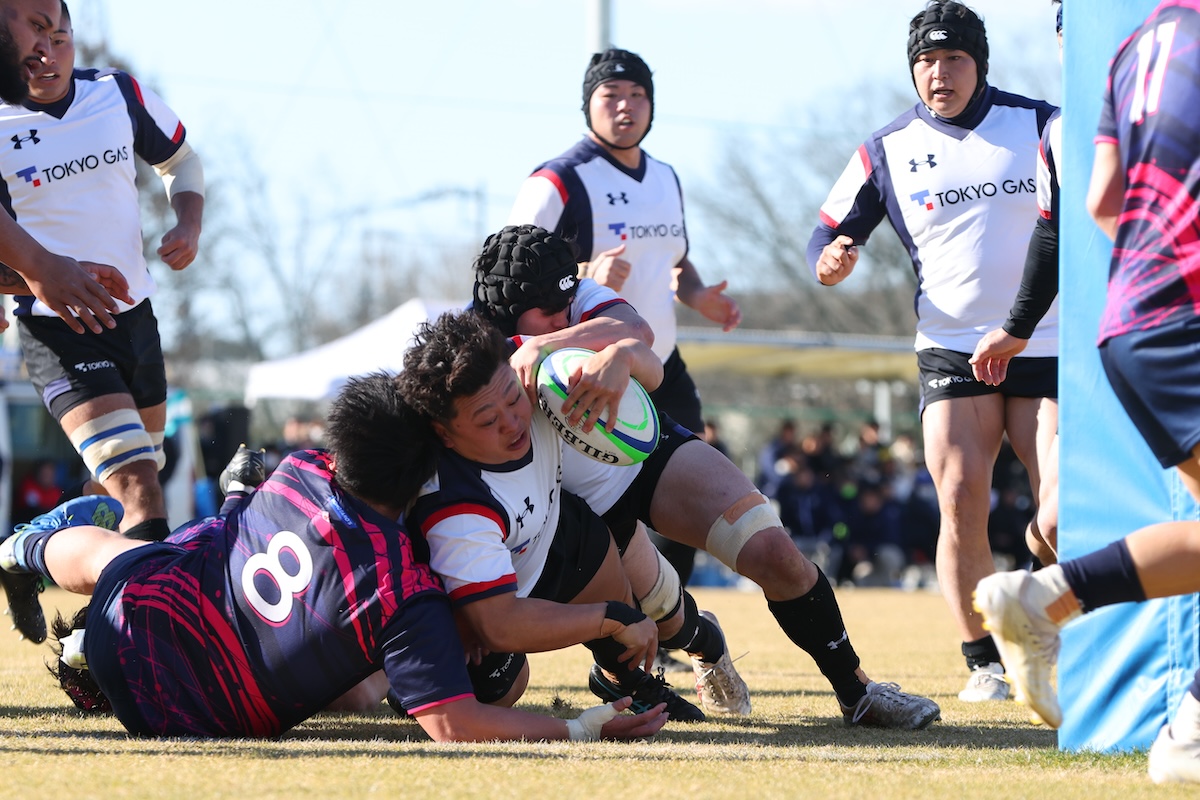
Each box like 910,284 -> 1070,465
0,585 -> 1184,799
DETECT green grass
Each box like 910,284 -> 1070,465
0,586 -> 1183,799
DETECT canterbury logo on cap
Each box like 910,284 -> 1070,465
559,276 -> 576,291
929,29 -> 949,41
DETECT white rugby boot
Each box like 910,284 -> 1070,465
973,566 -> 1080,728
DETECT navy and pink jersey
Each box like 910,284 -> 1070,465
0,69 -> 187,315
508,137 -> 688,362
807,86 -> 1058,356
1096,0 -> 1200,343
90,450 -> 474,737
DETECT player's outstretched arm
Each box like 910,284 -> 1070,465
460,592 -> 656,670
674,257 -> 742,331
413,695 -> 667,742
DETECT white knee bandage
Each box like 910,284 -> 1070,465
149,430 -> 166,471
706,491 -> 783,573
69,409 -> 157,482
640,549 -> 683,623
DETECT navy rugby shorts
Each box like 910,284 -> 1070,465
1100,321 -> 1200,469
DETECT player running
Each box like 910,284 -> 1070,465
808,0 -> 1059,703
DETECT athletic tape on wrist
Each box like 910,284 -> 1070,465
566,702 -> 620,741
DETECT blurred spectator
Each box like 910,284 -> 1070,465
839,481 -> 907,587
755,418 -> 796,498
850,419 -> 888,483
703,419 -> 728,457
776,451 -> 846,578
801,422 -> 840,479
14,459 -> 63,525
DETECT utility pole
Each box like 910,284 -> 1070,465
586,0 -> 613,54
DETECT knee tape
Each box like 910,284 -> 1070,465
149,430 -> 166,471
69,409 -> 157,482
706,491 -> 783,573
639,548 -> 683,623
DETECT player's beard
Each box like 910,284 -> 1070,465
0,20 -> 31,105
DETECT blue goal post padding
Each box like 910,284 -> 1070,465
1057,0 -> 1200,752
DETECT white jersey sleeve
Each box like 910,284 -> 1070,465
507,173 -> 567,232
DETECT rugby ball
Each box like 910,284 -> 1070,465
535,347 -> 659,466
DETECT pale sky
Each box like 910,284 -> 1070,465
59,0 -> 1062,352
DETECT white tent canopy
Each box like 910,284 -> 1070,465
243,298 -> 461,404
243,299 -> 916,405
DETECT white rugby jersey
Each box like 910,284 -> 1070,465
0,68 -> 186,317
407,395 -> 642,604
508,137 -> 688,362
407,413 -> 569,604
1037,110 -> 1062,225
807,87 -> 1060,357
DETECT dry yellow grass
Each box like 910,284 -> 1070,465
0,586 -> 1184,799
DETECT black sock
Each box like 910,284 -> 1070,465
1061,538 -> 1147,612
124,518 -> 171,542
767,567 -> 864,707
661,592 -> 725,662
962,635 -> 1003,670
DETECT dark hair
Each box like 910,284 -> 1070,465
907,1 -> 989,83
61,1 -> 70,20
47,607 -> 111,715
472,225 -> 579,337
397,311 -> 511,424
324,372 -> 437,508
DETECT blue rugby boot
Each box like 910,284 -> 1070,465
0,496 -> 124,643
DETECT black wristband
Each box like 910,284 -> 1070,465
604,601 -> 647,626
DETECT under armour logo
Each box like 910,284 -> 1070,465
515,496 -> 535,528
909,155 -> 937,171
827,630 -> 848,650
607,192 -> 628,205
11,130 -> 39,149
928,29 -> 949,41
